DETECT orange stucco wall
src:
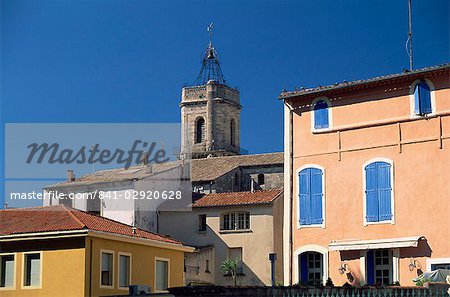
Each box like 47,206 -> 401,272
290,73 -> 450,286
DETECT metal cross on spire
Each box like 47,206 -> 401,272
207,22 -> 214,46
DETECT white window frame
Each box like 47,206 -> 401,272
21,251 -> 43,290
362,158 -> 395,226
311,97 -> 333,132
154,257 -> 170,293
220,211 -> 250,231
117,252 -> 132,290
99,249 -> 114,289
0,253 -> 17,290
409,78 -> 436,118
296,164 -> 326,229
426,258 -> 450,272
293,245 -> 329,286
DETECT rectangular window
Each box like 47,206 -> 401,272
237,212 -> 250,229
155,259 -> 169,291
228,247 -> 243,274
365,161 -> 393,223
299,167 -> 324,226
222,213 -> 235,230
101,252 -> 113,287
198,214 -> 207,231
119,254 -> 131,288
222,212 -> 250,231
23,253 -> 41,287
0,254 -> 15,288
431,263 -> 450,270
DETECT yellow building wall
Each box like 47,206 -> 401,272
86,236 -> 185,297
0,248 -> 85,297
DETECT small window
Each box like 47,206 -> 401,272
155,259 -> 169,292
365,161 -> 393,223
0,254 -> 15,288
195,117 -> 205,144
101,252 -> 113,287
119,254 -> 131,288
230,119 -> 236,146
24,253 -> 41,287
198,214 -> 207,231
228,248 -> 243,275
431,263 -> 450,270
313,99 -> 329,129
298,167 -> 324,226
413,80 -> 432,115
221,212 -> 250,230
257,173 -> 265,185
205,259 -> 210,273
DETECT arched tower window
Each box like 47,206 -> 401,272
230,119 -> 236,146
195,117 -> 205,144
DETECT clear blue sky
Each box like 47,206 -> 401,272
1,0 -> 449,208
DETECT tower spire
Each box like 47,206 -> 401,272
195,23 -> 227,85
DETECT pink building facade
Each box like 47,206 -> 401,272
282,64 -> 450,286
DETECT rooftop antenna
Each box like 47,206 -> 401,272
406,0 -> 413,71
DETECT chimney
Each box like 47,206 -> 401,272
67,170 -> 75,181
4,202 -> 8,209
251,178 -> 255,193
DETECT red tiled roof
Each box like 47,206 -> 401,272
192,189 -> 283,208
0,205 -> 180,245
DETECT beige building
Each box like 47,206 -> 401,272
159,189 -> 284,286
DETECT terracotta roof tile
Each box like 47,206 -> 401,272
192,189 -> 283,208
0,205 -> 181,245
44,152 -> 284,187
191,152 -> 284,182
280,63 -> 450,99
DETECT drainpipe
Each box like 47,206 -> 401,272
284,99 -> 295,286
89,238 -> 93,297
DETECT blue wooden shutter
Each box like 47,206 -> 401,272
314,100 -> 329,129
366,251 -> 375,285
365,163 -> 379,222
418,81 -> 432,114
299,169 -> 311,225
310,168 -> 323,224
413,83 -> 420,115
300,253 -> 308,282
377,162 -> 392,221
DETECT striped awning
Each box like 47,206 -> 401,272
329,236 -> 425,251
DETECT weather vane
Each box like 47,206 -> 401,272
207,22 -> 214,46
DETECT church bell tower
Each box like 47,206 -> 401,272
180,24 -> 241,159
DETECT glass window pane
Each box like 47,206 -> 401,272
119,255 -> 130,288
24,253 -> 40,287
0,255 -> 15,288
101,253 -> 113,286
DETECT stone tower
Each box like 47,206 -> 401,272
180,26 -> 241,159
